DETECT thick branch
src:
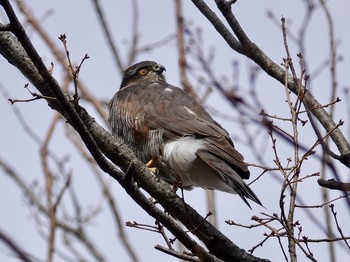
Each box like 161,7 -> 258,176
318,179 -> 350,192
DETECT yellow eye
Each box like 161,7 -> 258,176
138,68 -> 148,76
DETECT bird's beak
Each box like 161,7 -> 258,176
153,64 -> 166,74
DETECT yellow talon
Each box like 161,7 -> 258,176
148,167 -> 158,174
146,158 -> 155,168
146,158 -> 158,174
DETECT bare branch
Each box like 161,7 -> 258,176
90,0 -> 124,73
329,204 -> 350,249
318,179 -> 350,192
0,229 -> 33,262
155,244 -> 202,262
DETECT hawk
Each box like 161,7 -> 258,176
108,61 -> 262,208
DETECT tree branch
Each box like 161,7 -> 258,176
0,229 -> 33,262
318,179 -> 350,192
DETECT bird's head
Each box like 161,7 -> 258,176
120,61 -> 166,89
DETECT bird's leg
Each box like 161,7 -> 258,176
146,158 -> 158,174
171,181 -> 180,192
172,181 -> 186,203
178,183 -> 186,204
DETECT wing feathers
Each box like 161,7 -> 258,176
197,149 -> 261,208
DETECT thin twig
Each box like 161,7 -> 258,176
154,245 -> 200,262
91,0 -> 124,73
329,204 -> 350,249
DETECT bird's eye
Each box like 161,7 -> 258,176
138,68 -> 148,76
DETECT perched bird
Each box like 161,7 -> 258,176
108,61 -> 262,208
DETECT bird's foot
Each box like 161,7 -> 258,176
146,158 -> 158,174
148,167 -> 158,174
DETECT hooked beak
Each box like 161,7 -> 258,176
152,63 -> 166,74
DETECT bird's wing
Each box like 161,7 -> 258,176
138,83 -> 227,137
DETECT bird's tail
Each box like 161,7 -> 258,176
235,181 -> 263,209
